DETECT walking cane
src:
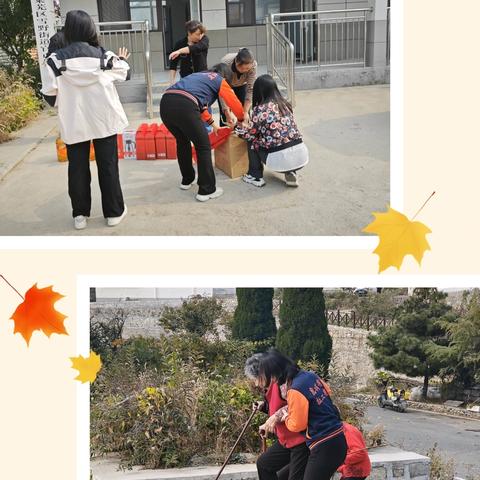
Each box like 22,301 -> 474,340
260,433 -> 267,453
213,405 -> 259,480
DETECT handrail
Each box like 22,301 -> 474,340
95,20 -> 153,119
143,20 -> 154,119
270,7 -> 372,70
267,15 -> 295,106
96,20 -> 149,26
271,7 -> 373,20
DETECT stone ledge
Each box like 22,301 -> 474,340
295,66 -> 390,90
91,447 -> 430,480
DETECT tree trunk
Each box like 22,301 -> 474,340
90,288 -> 97,303
422,370 -> 430,400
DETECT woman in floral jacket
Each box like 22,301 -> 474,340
235,74 -> 309,187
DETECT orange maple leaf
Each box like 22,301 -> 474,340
10,284 -> 68,345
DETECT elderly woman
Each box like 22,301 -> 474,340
245,353 -> 309,480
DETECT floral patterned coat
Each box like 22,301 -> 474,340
235,101 -> 302,152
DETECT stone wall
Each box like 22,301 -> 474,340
90,300 -> 173,339
328,324 -> 376,390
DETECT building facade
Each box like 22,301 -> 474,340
59,0 -> 388,72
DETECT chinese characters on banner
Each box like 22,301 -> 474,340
30,0 -> 56,84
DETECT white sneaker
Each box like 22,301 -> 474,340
196,187 -> 224,202
180,177 -> 196,190
107,205 -> 127,227
243,174 -> 266,187
74,215 -> 87,230
285,171 -> 299,187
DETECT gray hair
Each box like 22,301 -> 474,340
244,353 -> 265,379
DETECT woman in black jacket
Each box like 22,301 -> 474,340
168,20 -> 209,85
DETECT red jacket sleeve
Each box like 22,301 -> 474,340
219,79 -> 244,121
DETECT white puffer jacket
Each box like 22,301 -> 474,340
41,41 -> 130,145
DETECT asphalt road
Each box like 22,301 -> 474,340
366,405 -> 480,478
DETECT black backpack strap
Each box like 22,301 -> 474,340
47,57 -> 63,77
59,58 -> 66,72
100,52 -> 107,70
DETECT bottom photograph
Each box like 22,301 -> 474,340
88,287 -> 480,480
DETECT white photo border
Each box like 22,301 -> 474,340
2,2 -> 402,252
79,270 -> 478,479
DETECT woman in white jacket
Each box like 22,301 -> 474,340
41,10 -> 130,230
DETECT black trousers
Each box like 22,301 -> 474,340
256,441 -> 309,480
160,94 -> 216,195
304,434 -> 348,480
247,146 -> 268,179
219,84 -> 247,126
66,134 -> 124,218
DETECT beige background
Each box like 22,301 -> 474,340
2,0 -> 480,477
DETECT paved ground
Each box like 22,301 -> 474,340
366,405 -> 480,478
0,85 -> 389,236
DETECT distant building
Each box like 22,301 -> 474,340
58,0 -> 388,71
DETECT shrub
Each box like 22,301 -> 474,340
427,443 -> 455,480
0,69 -> 41,143
365,424 -> 385,447
232,288 -> 276,341
90,309 -> 126,361
159,295 -> 225,338
91,339 -> 266,469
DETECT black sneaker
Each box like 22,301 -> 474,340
243,174 -> 266,187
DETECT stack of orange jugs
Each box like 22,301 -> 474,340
56,135 -> 124,162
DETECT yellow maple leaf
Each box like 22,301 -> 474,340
363,206 -> 432,273
70,351 -> 102,383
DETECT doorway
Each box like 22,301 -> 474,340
160,0 -> 191,68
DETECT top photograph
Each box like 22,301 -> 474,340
0,0 -> 390,236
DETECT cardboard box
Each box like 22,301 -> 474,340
214,134 -> 248,178
123,129 -> 137,160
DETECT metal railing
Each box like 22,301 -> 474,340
326,309 -> 397,331
266,17 -> 295,106
270,8 -> 373,69
386,6 -> 391,66
96,20 -> 154,118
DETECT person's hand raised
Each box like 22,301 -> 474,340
169,50 -> 181,61
118,47 -> 131,60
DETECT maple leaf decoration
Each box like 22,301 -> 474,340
10,283 -> 68,345
363,196 -> 434,273
71,351 -> 102,383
